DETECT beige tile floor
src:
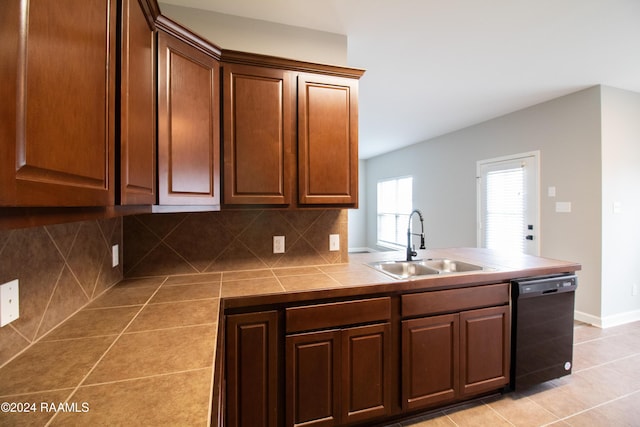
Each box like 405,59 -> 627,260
392,320 -> 640,427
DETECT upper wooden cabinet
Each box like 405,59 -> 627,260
222,63 -> 293,205
0,0 -> 117,206
156,24 -> 221,207
119,0 -> 156,205
1,3 -> 361,212
298,74 -> 359,206
221,51 -> 363,208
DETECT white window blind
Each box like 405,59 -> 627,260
484,166 -> 525,253
377,177 -> 412,248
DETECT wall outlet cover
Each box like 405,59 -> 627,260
0,279 -> 20,327
273,236 -> 285,254
112,244 -> 119,267
329,234 -> 340,251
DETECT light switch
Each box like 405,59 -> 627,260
613,201 -> 623,214
548,186 -> 556,197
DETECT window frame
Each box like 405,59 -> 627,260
376,176 -> 413,250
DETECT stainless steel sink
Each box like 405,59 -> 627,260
368,260 -> 440,279
421,258 -> 484,273
368,258 -> 485,280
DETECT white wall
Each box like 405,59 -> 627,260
365,87 -> 603,320
158,3 -> 348,65
348,160 -> 368,250
600,86 -> 640,325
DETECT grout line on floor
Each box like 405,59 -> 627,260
541,388 -> 640,426
572,351 -> 640,374
0,387 -> 77,400
43,276 -> 168,426
68,366 -> 212,389
122,321 -> 218,335
483,400 -> 517,426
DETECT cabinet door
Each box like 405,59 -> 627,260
341,323 -> 391,424
119,0 -> 155,205
0,0 -> 116,206
459,305 -> 510,397
286,330 -> 341,427
286,324 -> 391,427
226,311 -> 279,427
223,63 -> 293,205
157,30 -> 220,206
297,74 -> 358,206
402,314 -> 459,411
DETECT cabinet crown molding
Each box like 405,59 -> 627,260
221,49 -> 365,79
152,12 -> 364,78
155,15 -> 222,60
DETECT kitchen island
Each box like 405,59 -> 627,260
0,248 -> 580,426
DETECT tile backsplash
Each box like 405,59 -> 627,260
0,218 -> 123,367
124,209 -> 348,277
0,209 -> 347,367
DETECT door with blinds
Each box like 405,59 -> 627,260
477,152 -> 539,256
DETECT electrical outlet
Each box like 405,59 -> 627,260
112,244 -> 119,267
0,279 -> 20,327
329,234 -> 340,251
273,236 -> 285,254
633,283 -> 639,297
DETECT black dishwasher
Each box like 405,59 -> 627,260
510,274 -> 578,390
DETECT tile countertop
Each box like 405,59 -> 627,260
0,248 -> 580,426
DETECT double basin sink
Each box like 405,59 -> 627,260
368,258 -> 487,280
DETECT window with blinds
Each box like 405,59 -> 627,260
377,176 -> 413,248
484,166 -> 525,254
477,151 -> 539,256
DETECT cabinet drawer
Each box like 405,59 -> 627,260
402,283 -> 509,318
286,297 -> 391,333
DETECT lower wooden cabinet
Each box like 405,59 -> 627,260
224,289 -> 509,427
459,305 -> 510,397
402,314 -> 459,410
286,323 -> 391,427
402,305 -> 510,411
225,311 -> 279,427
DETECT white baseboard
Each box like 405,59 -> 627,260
575,309 -> 640,329
574,311 -> 603,327
348,247 -> 378,254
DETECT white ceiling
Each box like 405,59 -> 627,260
160,0 -> 640,159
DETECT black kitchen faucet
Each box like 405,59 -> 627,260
406,209 -> 426,261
